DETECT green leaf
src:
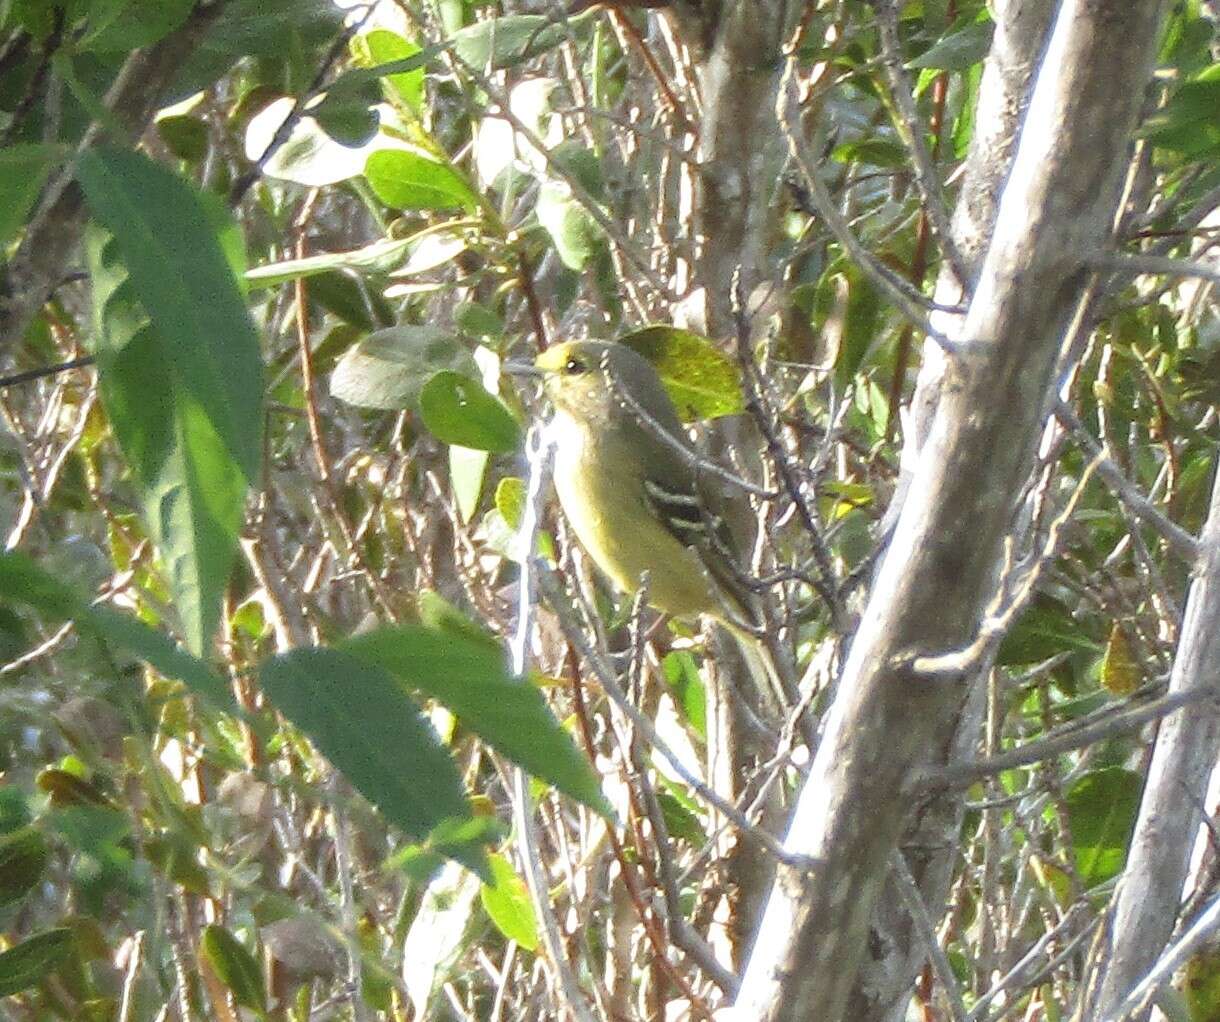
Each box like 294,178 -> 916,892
480,853 -> 539,951
0,552 -> 237,713
449,444 -> 490,521
365,149 -> 479,211
246,237 -> 415,289
617,325 -> 745,421
324,43 -> 445,98
305,271 -> 393,332
451,13 -> 591,70
170,0 -> 345,97
329,326 -> 478,411
310,87 -> 381,148
536,181 -> 600,270
494,477 -> 526,531
145,830 -> 211,895
454,301 -> 504,340
0,827 -> 48,909
419,371 -> 522,454
662,651 -> 707,743
201,925 -> 266,1014
657,784 -> 707,847
80,0 -> 193,51
1066,767 -> 1141,888
78,147 -> 261,656
998,596 -> 1101,667
1184,946 -> 1220,1022
831,137 -> 908,168
1141,64 -> 1220,154
156,115 -> 209,162
907,18 -> 993,70
244,96 -> 374,186
1100,623 -> 1141,697
416,591 -> 500,653
354,29 -> 425,114
0,928 -> 74,997
258,648 -> 484,871
85,229 -> 248,660
0,144 -> 63,248
826,263 -> 883,387
341,625 -> 610,816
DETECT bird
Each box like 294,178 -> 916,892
512,339 -> 786,714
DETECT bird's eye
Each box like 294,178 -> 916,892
563,357 -> 586,375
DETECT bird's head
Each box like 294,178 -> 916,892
529,340 -> 679,433
533,340 -> 615,421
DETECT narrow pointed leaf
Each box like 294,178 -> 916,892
341,625 -> 610,816
0,553 -> 236,713
0,928 -> 74,997
259,648 -> 486,872
78,147 -> 262,655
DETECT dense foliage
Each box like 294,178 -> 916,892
0,0 -> 1218,1019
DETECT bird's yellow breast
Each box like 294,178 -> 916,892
552,418 -> 722,620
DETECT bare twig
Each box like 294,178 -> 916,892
508,424 -> 598,1022
924,687 -> 1214,790
536,564 -> 818,870
1099,890 -> 1220,1022
870,0 -> 969,288
0,355 -> 95,388
1095,250 -> 1220,290
778,59 -> 966,358
891,850 -> 969,1022
1055,400 -> 1199,562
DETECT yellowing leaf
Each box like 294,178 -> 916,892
617,325 -> 744,421
480,853 -> 539,951
1101,623 -> 1140,696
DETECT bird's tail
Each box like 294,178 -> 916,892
718,622 -> 790,725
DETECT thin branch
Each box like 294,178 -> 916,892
870,0 -> 969,288
968,904 -> 1091,1022
1054,400 -> 1200,562
0,355 -> 95,388
508,425 -> 598,1022
1095,250 -> 1220,290
778,58 -> 966,359
1098,890 -> 1220,1022
631,726 -> 741,996
923,687 -> 1215,791
569,646 -> 722,1017
891,850 -> 970,1022
899,454 -> 1103,681
731,271 -> 842,623
227,3 -> 376,205
446,46 -> 673,302
536,564 -> 818,870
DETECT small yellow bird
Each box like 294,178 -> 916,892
519,340 -> 785,711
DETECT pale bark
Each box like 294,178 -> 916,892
734,4 -> 1171,1020
691,1 -> 788,336
848,4 -> 1057,1018
1089,466 -> 1220,1018
662,0 -> 792,967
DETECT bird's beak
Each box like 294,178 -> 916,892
503,360 -> 543,379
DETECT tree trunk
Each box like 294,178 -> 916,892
1090,463 -> 1220,1018
848,3 -> 1057,1018
734,3 -> 1171,1019
663,0 -> 792,968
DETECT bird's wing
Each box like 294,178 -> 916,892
638,445 -> 759,629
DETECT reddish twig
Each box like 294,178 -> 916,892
567,647 -> 718,1020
